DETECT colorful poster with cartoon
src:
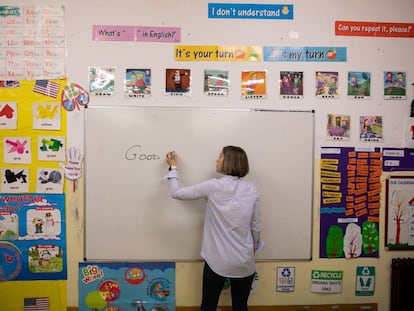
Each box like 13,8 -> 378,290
204,69 -> 229,96
0,193 -> 66,281
315,71 -> 339,98
347,71 -> 371,99
241,70 -> 266,99
360,115 -> 383,143
61,82 -> 90,111
326,114 -> 350,141
125,69 -> 152,98
383,71 -> 406,100
88,67 -> 115,96
0,79 -> 67,194
165,68 -> 191,96
279,71 -> 303,99
320,147 -> 382,259
79,262 -> 175,311
386,176 -> 414,250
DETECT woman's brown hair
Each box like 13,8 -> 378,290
222,146 -> 249,177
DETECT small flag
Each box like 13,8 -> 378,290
33,80 -> 60,98
24,297 -> 49,311
0,80 -> 20,88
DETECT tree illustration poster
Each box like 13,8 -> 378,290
320,147 -> 382,258
385,176 -> 414,250
0,193 -> 66,281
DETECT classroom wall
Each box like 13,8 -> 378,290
1,0 -> 414,310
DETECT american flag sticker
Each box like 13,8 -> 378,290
33,80 -> 61,98
24,297 -> 49,311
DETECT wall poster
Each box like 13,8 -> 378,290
385,176 -> 414,250
0,193 -> 66,281
320,147 -> 382,259
79,262 -> 175,311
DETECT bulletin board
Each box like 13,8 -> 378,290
84,106 -> 314,261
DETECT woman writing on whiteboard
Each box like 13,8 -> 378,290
164,146 -> 261,311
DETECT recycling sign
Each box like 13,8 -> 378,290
276,267 -> 295,292
356,266 -> 375,296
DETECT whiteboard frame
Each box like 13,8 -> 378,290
84,106 -> 315,261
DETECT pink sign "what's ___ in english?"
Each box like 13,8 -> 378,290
93,25 -> 181,42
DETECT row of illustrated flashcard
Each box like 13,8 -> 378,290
84,67 -> 407,100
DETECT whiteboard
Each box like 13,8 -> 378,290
84,106 -> 314,261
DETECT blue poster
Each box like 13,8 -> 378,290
208,3 -> 293,20
79,262 -> 175,311
0,193 -> 66,281
263,46 -> 347,62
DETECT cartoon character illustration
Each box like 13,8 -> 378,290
281,73 -> 292,94
215,75 -> 225,88
384,71 -> 406,96
360,116 -> 382,140
350,75 -> 360,90
385,72 -> 394,87
45,212 -> 55,234
363,119 -> 373,136
98,280 -> 121,302
129,71 -> 138,85
135,73 -> 146,93
348,72 -> 370,96
172,70 -> 187,91
149,280 -> 171,300
39,250 -> 51,267
316,72 -> 325,95
32,217 -> 44,233
328,76 -> 337,95
125,267 -> 146,284
247,72 -> 259,95
394,72 -> 405,88
292,73 -> 302,95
